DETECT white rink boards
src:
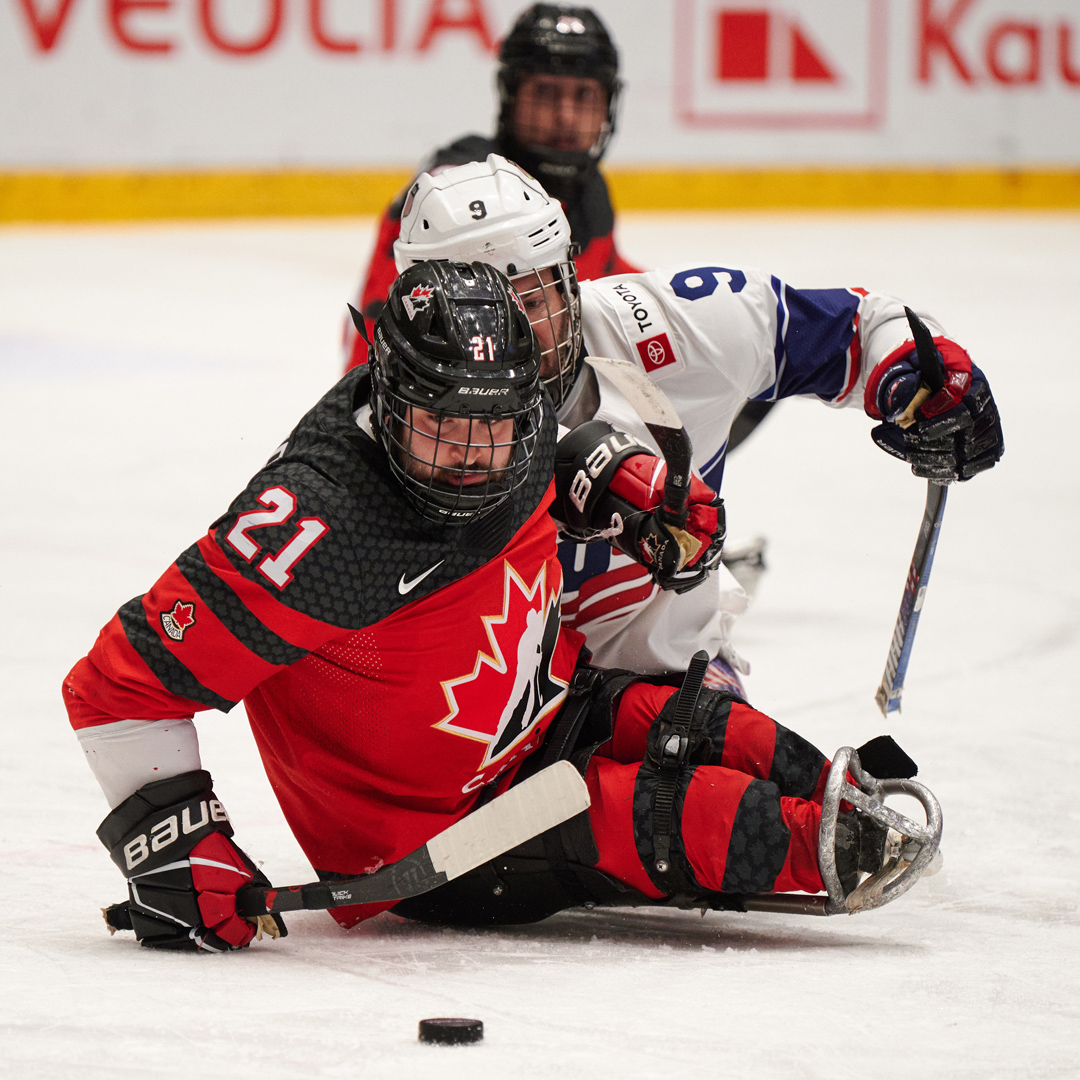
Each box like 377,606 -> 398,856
1,212 -> 1078,1079
3,0 -> 1080,169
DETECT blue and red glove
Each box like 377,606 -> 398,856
553,421 -> 725,593
98,770 -> 284,951
865,336 -> 1003,482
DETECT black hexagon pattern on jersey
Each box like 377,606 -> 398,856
209,367 -> 558,633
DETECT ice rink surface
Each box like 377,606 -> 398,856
2,212 -> 1078,1079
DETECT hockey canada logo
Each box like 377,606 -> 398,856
437,563 -> 568,771
160,600 -> 196,642
402,284 -> 435,321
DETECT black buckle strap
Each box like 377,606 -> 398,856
535,664 -> 604,904
652,650 -> 711,891
538,664 -> 604,770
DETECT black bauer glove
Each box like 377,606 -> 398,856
553,421 -> 725,593
866,332 -> 1003,483
98,770 -> 285,951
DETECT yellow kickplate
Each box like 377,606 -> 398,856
2,167 -> 1080,223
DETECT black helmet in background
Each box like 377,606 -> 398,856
496,4 -> 621,194
370,260 -> 543,526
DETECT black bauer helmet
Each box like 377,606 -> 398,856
496,4 -> 621,192
370,261 -> 543,527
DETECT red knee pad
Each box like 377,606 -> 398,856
607,682 -> 677,763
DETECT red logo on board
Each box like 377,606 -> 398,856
674,1 -> 887,130
716,10 -> 837,84
635,333 -> 677,371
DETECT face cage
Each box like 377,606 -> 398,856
511,261 -> 582,408
500,75 -> 620,165
376,393 -> 543,526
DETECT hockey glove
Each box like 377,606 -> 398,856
553,420 -> 725,593
97,770 -> 284,951
866,338 -> 1003,483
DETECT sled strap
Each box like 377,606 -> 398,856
651,650 -> 711,892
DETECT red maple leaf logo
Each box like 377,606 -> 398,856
409,285 -> 435,303
160,599 -> 197,642
171,601 -> 195,629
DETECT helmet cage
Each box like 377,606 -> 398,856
509,257 -> 583,408
497,70 -> 620,167
371,262 -> 543,526
374,378 -> 542,527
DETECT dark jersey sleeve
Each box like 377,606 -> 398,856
64,470 -> 357,730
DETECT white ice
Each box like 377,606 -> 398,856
1,213 -> 1077,1079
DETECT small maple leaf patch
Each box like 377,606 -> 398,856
161,600 -> 196,642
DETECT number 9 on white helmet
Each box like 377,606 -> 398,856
393,153 -> 583,407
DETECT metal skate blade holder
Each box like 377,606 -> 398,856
816,746 -> 943,915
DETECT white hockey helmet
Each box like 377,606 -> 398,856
394,153 -> 571,275
394,154 -> 582,405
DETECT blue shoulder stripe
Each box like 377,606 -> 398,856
755,285 -> 860,402
700,440 -> 728,494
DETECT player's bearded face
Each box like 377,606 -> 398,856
512,267 -> 569,382
400,407 -> 515,488
512,74 -> 608,153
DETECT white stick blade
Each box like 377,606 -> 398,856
585,355 -> 682,429
426,761 -> 590,881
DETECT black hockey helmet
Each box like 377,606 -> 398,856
496,4 -> 622,191
370,260 -> 544,526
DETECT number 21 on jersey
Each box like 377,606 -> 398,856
225,486 -> 328,589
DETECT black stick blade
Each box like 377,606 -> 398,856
904,306 -> 945,395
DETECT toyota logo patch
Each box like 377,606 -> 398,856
635,333 -> 677,371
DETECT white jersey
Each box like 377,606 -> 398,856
556,263 -> 946,675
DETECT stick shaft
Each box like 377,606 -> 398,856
236,761 -> 590,917
584,355 -> 694,527
875,481 -> 948,715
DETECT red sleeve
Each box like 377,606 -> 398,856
573,231 -> 643,281
64,531 -> 347,731
344,205 -> 405,372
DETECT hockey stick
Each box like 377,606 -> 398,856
874,482 -> 947,716
235,760 -> 590,917
584,355 -> 693,528
875,309 -> 950,716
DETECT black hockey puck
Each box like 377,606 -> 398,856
418,1018 -> 484,1045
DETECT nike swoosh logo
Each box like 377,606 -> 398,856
398,560 -> 445,596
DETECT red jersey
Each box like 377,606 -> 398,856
64,368 -> 584,921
